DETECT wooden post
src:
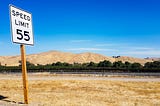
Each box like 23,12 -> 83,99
20,44 -> 29,104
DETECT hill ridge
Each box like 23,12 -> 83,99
0,51 -> 152,66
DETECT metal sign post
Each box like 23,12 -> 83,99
10,4 -> 34,104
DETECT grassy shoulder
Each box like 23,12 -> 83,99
0,75 -> 159,106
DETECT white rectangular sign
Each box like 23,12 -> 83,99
10,5 -> 34,45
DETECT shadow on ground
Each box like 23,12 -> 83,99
0,95 -> 24,104
0,95 -> 7,100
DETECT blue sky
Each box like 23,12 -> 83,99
0,0 -> 160,58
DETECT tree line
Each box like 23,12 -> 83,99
0,60 -> 160,73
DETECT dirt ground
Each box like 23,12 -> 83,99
0,74 -> 160,106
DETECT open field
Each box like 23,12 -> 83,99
0,73 -> 160,106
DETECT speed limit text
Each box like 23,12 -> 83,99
11,10 -> 31,28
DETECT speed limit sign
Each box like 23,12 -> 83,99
9,5 -> 34,104
10,5 -> 34,45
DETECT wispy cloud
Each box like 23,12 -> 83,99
66,48 -> 118,52
127,47 -> 154,51
70,40 -> 91,43
0,41 -> 3,45
116,46 -> 160,57
95,43 -> 116,47
67,40 -> 160,57
125,50 -> 160,56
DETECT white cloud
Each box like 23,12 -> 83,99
0,42 -> 3,45
70,40 -> 91,43
124,50 -> 160,56
95,43 -> 116,47
128,47 -> 154,50
66,48 -> 118,52
115,45 -> 160,57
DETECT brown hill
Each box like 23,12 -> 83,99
0,51 -> 152,66
144,57 -> 160,61
114,56 -> 152,65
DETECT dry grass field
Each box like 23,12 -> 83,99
0,74 -> 160,106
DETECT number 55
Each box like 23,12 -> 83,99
17,29 -> 30,41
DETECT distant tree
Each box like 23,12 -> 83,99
63,62 -> 72,67
37,64 -> 41,66
98,60 -> 112,67
73,62 -> 82,67
82,63 -> 89,67
113,61 -> 124,68
55,62 -> 62,66
87,62 -> 96,67
19,60 -> 35,67
144,62 -> 153,68
124,61 -> 131,69
112,56 -> 121,58
152,61 -> 160,68
51,63 -> 55,66
131,63 -> 142,69
26,61 -> 35,67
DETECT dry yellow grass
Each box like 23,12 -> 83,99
0,77 -> 160,106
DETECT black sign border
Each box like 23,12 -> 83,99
9,4 -> 34,46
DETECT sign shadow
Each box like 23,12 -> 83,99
0,95 -> 24,104
0,95 -> 7,100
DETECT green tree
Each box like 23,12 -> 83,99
144,61 -> 160,68
98,60 -> 112,67
87,62 -> 96,67
113,61 -> 124,68
51,63 -> 55,66
19,60 -> 35,67
131,63 -> 142,69
55,62 -> 63,66
144,62 -> 153,68
63,62 -> 72,67
152,61 -> 160,68
26,61 -> 35,67
82,63 -> 89,67
125,61 -> 131,69
73,62 -> 81,67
